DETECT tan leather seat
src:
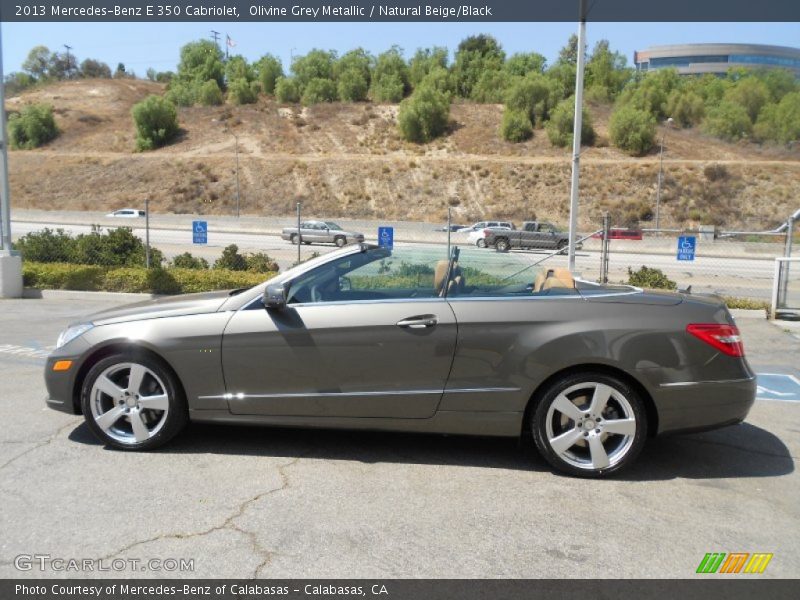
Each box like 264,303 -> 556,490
534,268 -> 575,293
435,260 -> 465,296
434,260 -> 449,295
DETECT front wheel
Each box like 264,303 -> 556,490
81,353 -> 188,451
289,234 -> 299,245
530,372 -> 647,478
495,238 -> 510,252
335,236 -> 347,247
476,238 -> 487,248
557,239 -> 568,251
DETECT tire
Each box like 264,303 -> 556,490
476,239 -> 487,248
530,371 -> 647,478
290,234 -> 298,245
557,239 -> 568,251
335,236 -> 347,247
303,241 -> 312,245
81,352 -> 188,451
495,238 -> 510,253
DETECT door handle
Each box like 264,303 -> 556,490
396,315 -> 438,329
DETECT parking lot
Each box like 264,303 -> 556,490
0,293 -> 798,579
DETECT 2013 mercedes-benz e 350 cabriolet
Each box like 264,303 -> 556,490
45,244 -> 756,477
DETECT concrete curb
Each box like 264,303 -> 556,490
22,288 -> 161,301
730,308 -> 768,320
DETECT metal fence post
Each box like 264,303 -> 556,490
447,207 -> 452,260
145,197 -> 151,269
296,202 -> 301,264
779,215 -> 795,307
600,212 -> 610,283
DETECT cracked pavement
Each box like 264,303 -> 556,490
0,295 -> 798,578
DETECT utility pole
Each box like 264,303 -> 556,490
567,0 -> 588,272
655,134 -> 664,231
210,30 -> 221,51
233,133 -> 240,218
296,202 -> 302,264
63,44 -> 73,78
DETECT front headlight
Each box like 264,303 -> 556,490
56,323 -> 94,349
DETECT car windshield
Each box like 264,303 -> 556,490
325,222 -> 342,230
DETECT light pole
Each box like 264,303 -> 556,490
567,0 -> 588,272
655,117 -> 673,232
232,132 -> 240,218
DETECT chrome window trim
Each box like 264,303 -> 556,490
200,387 -> 521,401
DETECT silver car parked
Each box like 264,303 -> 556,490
281,220 -> 365,247
45,244 -> 755,478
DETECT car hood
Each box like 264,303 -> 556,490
86,290 -> 235,325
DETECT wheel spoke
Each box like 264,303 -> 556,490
127,364 -> 147,396
588,383 -> 614,416
96,405 -> 127,431
138,393 -> 168,411
549,428 -> 584,456
552,393 -> 584,422
588,436 -> 611,469
603,417 -> 636,436
95,376 -> 125,400
130,410 -> 150,442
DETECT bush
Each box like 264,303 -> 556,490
505,75 -> 552,123
666,90 -> 705,127
369,73 -> 406,102
703,100 -> 752,141
337,69 -> 368,102
256,54 -> 284,95
22,263 -> 105,291
8,103 -> 59,149
754,92 -> 800,144
609,106 -> 656,155
13,228 -> 75,262
214,244 -> 248,271
245,252 -> 279,273
545,97 -> 595,148
197,79 -> 224,106
275,77 -> 301,103
397,84 -> 450,143
71,226 -> 163,267
164,81 -> 197,107
227,78 -> 257,105
500,109 -> 533,142
626,266 -> 677,290
103,267 -> 181,294
725,77 -> 769,123
170,252 -> 209,270
131,95 -> 179,151
301,77 -> 337,105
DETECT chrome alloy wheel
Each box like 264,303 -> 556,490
544,382 -> 637,471
89,362 -> 170,445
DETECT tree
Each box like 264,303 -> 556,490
545,97 -> 595,148
408,47 -> 448,87
500,109 -> 533,142
505,52 -> 547,77
22,46 -> 51,80
370,46 -> 410,102
585,40 -> 630,100
725,76 -> 769,122
557,34 -> 579,66
397,82 -> 450,143
301,78 -> 337,105
176,40 -> 225,89
291,49 -> 336,88
165,81 -> 197,106
759,68 -> 798,103
80,58 -> 112,79
4,72 -> 37,96
334,48 -> 373,86
8,104 -> 59,149
227,78 -> 258,105
703,100 -> 752,141
48,52 -> 77,80
255,54 -> 283,95
452,34 -> 505,99
609,106 -> 656,155
337,69 -> 369,101
225,55 -> 253,83
114,63 -> 128,79
471,70 -> 511,103
754,92 -> 800,144
505,74 -> 551,124
275,77 -> 301,103
131,95 -> 179,151
666,90 -> 705,127
198,79 -> 224,106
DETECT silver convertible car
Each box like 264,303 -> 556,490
44,244 -> 756,477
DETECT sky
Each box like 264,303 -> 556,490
1,21 -> 799,76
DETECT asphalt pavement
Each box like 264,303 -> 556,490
0,294 -> 798,579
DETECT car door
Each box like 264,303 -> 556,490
221,247 -> 458,419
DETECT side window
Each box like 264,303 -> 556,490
286,248 -> 447,304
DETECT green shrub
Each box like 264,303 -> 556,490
197,79 -> 224,106
397,84 -> 450,143
722,296 -> 770,313
169,268 -> 269,293
131,95 -> 179,151
609,106 -> 656,155
245,252 -> 279,273
23,263 -> 105,291
666,90 -> 705,127
725,77 -> 769,122
170,252 -> 209,270
164,81 -> 197,107
500,109 -> 533,142
545,97 -> 595,148
301,78 -> 337,105
275,77 -> 301,103
8,103 -> 59,149
337,69 -> 368,102
754,92 -> 800,144
505,75 -> 552,123
626,266 -> 677,290
227,78 -> 257,105
471,70 -> 511,103
256,54 -> 284,95
71,226 -> 163,267
13,228 -> 75,262
369,73 -> 406,102
104,267 -> 181,294
703,100 -> 752,141
214,244 -> 248,271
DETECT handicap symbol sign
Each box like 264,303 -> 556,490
676,235 -> 696,261
193,220 -> 208,244
378,226 -> 394,249
756,373 -> 800,402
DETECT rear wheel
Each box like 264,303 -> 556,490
81,353 -> 188,451
476,239 -> 487,248
290,234 -> 298,245
530,372 -> 647,478
495,238 -> 510,252
557,239 -> 568,251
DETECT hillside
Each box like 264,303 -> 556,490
7,78 -> 800,230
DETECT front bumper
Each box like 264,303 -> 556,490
652,376 -> 757,435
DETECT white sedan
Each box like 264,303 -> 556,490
468,226 -> 511,248
106,209 -> 146,218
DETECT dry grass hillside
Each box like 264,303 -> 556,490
7,78 -> 800,229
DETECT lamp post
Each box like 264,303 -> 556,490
233,132 -> 240,218
655,117 -> 673,232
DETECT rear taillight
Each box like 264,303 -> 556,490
482,229 -> 491,235
686,324 -> 744,357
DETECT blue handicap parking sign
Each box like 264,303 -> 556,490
677,236 -> 696,261
193,220 -> 208,244
378,226 -> 394,249
756,373 -> 800,402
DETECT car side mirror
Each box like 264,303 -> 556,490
264,283 -> 288,311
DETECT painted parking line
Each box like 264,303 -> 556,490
756,373 -> 800,403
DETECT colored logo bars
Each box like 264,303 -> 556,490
696,552 -> 773,574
